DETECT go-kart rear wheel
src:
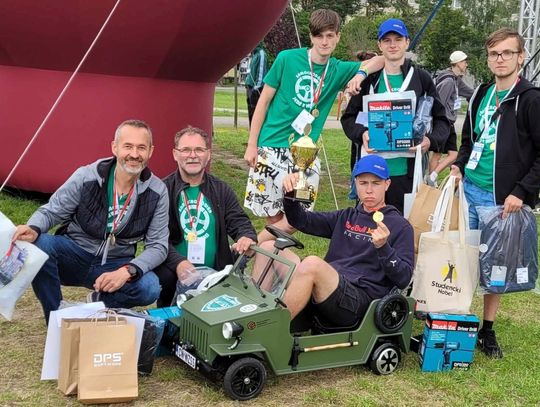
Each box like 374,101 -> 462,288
223,357 -> 266,401
374,293 -> 409,334
369,342 -> 401,375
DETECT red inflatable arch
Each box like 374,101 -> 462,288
0,0 -> 287,192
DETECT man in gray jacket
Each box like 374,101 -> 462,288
12,119 -> 169,324
427,51 -> 474,184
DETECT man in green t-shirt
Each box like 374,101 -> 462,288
451,28 -> 540,358
243,8 -> 384,243
155,126 -> 257,306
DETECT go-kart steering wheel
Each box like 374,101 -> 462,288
265,225 -> 304,250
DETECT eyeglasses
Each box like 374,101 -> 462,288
174,147 -> 208,156
487,50 -> 520,62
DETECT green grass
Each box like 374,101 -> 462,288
1,126 -> 540,406
213,89 -> 341,119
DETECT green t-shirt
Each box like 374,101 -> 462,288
376,73 -> 408,176
106,164 -> 131,233
259,47 -> 359,148
174,186 -> 217,268
465,85 -> 509,192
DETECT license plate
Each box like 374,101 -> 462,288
175,345 -> 197,369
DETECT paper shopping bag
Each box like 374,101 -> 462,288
78,320 -> 138,404
58,317 -> 126,395
407,180 -> 459,253
411,177 -> 480,314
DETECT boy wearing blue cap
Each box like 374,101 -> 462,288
341,18 -> 450,214
254,155 -> 414,328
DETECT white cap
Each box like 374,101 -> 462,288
449,50 -> 468,64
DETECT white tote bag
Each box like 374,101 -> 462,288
411,177 -> 480,314
403,145 -> 423,219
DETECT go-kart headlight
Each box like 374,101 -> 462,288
222,321 -> 244,339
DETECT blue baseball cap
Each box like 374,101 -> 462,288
352,155 -> 389,180
378,18 -> 409,40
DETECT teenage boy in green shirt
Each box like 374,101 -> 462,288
243,8 -> 384,243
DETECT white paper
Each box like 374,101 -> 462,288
516,267 -> 529,284
40,302 -> 145,380
291,109 -> 315,135
355,111 -> 368,126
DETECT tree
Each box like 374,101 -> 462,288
418,0 -> 520,82
416,4 -> 471,73
293,0 -> 363,20
264,6 -> 300,61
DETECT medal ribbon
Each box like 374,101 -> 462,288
308,49 -> 330,110
111,182 -> 134,234
182,190 -> 204,236
482,77 -> 519,137
381,68 -> 414,93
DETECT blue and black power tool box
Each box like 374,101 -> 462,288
146,306 -> 182,356
419,313 -> 479,372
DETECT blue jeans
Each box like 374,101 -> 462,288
32,234 -> 160,324
463,177 -> 496,229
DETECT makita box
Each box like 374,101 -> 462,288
367,98 -> 414,151
419,313 -> 479,372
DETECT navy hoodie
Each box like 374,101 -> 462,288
284,200 -> 414,300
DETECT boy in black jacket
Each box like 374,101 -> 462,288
451,28 -> 540,358
341,18 -> 449,213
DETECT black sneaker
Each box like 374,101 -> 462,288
478,328 -> 503,358
86,291 -> 101,303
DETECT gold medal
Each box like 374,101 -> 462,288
373,211 -> 384,223
109,233 -> 116,246
312,108 -> 319,118
186,230 -> 197,242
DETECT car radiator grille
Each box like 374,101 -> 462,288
181,317 -> 209,355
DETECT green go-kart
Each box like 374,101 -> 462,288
169,226 -> 414,401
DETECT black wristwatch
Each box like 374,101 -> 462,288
124,264 -> 139,281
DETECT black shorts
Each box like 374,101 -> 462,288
312,275 -> 372,327
432,124 -> 457,154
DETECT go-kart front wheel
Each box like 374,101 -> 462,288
223,357 -> 267,401
369,342 -> 401,375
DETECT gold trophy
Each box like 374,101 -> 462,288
285,123 -> 320,203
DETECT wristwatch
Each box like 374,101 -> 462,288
124,264 -> 139,281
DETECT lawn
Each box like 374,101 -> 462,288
1,126 -> 540,406
213,88 -> 342,120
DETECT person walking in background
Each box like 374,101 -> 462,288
245,43 -> 268,126
427,50 -> 474,185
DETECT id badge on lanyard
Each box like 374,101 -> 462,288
466,86 -> 497,170
291,109 -> 315,135
187,238 -> 206,264
466,141 -> 484,170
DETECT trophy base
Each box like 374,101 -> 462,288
284,188 -> 313,203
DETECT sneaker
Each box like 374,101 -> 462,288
478,328 -> 503,358
86,291 -> 101,303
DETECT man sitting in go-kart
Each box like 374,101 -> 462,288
254,155 -> 414,329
